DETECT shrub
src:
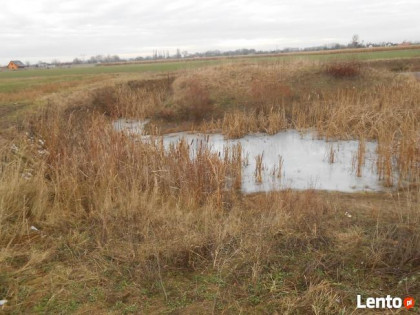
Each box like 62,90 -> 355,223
390,60 -> 410,72
249,80 -> 292,113
90,86 -> 118,116
173,76 -> 214,122
325,61 -> 361,78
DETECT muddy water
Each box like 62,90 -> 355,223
113,119 -> 383,193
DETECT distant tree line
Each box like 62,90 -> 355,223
72,54 -> 121,64
28,35 -> 419,67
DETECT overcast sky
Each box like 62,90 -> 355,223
1,0 -> 419,64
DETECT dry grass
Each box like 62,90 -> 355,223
0,76 -> 107,105
324,60 -> 361,78
0,59 -> 419,313
171,75 -> 214,122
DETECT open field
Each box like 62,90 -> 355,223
1,46 -> 420,79
0,54 -> 419,313
1,47 -> 419,132
0,47 -> 419,107
0,47 -> 419,81
0,46 -> 418,105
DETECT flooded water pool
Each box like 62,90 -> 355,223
113,119 -> 383,193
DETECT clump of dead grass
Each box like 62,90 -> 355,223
324,60 -> 362,78
171,75 -> 214,121
114,76 -> 174,119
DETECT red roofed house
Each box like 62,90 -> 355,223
7,60 -> 26,70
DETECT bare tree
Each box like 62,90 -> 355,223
351,34 -> 360,48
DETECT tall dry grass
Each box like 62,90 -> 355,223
113,76 -> 174,119
0,60 -> 419,313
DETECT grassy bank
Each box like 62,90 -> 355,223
0,58 -> 419,314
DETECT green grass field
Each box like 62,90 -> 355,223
1,47 -> 420,80
0,60 -> 220,79
283,47 -> 420,60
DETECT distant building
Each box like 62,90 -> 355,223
399,41 -> 412,47
7,60 -> 26,70
37,62 -> 55,69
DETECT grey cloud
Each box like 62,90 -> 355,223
1,0 -> 419,64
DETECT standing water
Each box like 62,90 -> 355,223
113,119 -> 383,193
